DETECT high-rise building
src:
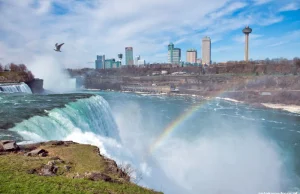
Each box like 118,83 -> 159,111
202,36 -> 211,65
186,49 -> 197,64
168,43 -> 181,64
104,59 -> 115,69
105,58 -> 121,69
95,55 -> 105,69
125,47 -> 134,65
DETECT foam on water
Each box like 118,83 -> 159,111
0,82 -> 32,93
7,93 -> 300,194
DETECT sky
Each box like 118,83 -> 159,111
0,0 -> 299,68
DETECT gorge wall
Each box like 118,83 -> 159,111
69,63 -> 300,105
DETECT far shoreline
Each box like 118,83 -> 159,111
119,89 -> 300,115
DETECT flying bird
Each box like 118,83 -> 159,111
54,43 -> 64,52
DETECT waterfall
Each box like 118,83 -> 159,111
0,82 -> 32,94
9,95 -> 120,142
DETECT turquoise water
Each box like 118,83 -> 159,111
1,91 -> 300,194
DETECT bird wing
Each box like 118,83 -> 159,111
57,43 -> 64,49
55,43 -> 58,47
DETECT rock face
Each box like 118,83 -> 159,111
0,140 -> 19,152
25,78 -> 44,94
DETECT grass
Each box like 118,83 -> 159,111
0,143 -> 162,194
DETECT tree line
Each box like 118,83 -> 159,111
0,63 -> 34,81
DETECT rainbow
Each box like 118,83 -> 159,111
148,92 -> 225,155
148,74 -> 261,155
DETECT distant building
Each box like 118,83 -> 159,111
95,55 -> 105,69
186,49 -> 197,64
134,55 -> 141,65
202,36 -> 211,65
104,59 -> 121,69
168,43 -> 181,64
197,58 -> 202,64
125,47 -> 134,65
137,59 -> 145,65
105,59 -> 115,69
134,55 -> 146,66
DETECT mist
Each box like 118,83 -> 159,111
111,99 -> 296,194
28,55 -> 76,92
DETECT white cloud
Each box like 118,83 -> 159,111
266,41 -> 288,47
279,2 -> 300,12
209,2 -> 247,19
253,0 -> 273,5
0,0 -> 291,70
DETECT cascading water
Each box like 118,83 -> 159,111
0,82 -> 32,94
5,92 -> 300,194
10,95 -> 120,142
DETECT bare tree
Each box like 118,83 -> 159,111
19,64 -> 28,72
9,63 -> 20,72
0,64 -> 3,72
119,163 -> 143,184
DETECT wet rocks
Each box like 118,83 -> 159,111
0,140 -> 19,152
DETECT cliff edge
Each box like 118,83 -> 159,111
0,140 -> 161,194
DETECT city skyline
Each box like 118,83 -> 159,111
0,0 -> 299,68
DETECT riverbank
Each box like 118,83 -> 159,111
115,89 -> 300,114
0,140 -> 161,194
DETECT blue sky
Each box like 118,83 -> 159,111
0,0 -> 299,68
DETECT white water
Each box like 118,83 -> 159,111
0,82 -> 32,93
9,94 -> 298,194
28,55 -> 76,92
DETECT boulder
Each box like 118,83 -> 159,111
47,160 -> 56,166
40,167 -> 54,176
84,172 -> 112,182
25,148 -> 48,156
39,162 -> 58,176
0,140 -> 19,152
38,152 -> 48,157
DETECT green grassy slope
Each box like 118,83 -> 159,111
0,142 -> 162,194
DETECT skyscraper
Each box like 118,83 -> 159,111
125,47 -> 134,65
168,43 -> 181,64
186,49 -> 197,64
95,55 -> 105,69
202,36 -> 211,65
